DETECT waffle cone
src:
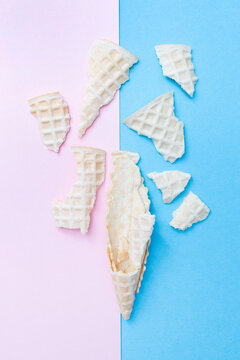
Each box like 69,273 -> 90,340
79,40 -> 138,137
28,92 -> 70,152
124,92 -> 185,163
53,147 -> 105,234
106,151 -> 155,319
170,191 -> 210,230
148,170 -> 191,203
155,44 -> 197,97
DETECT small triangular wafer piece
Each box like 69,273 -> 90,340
79,40 -> 138,137
29,92 -> 70,152
53,147 -> 105,234
170,191 -> 210,230
155,45 -> 198,97
124,92 -> 185,163
148,171 -> 191,203
106,151 -> 155,320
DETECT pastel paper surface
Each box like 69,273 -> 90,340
120,0 -> 240,359
0,1 -> 120,360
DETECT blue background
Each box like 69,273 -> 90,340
120,0 -> 240,359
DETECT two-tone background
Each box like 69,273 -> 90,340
0,1 -> 240,359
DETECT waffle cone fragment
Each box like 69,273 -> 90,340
106,151 -> 155,320
148,171 -> 191,203
124,92 -> 185,163
29,92 -> 70,152
170,191 -> 210,230
79,40 -> 138,137
155,44 -> 198,97
53,147 -> 105,234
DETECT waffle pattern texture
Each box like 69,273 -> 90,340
106,151 -> 155,320
130,214 -> 155,268
124,92 -> 185,163
148,170 -> 191,203
111,270 -> 140,321
79,39 -> 138,137
170,191 -> 210,230
53,147 -> 105,234
29,92 -> 70,152
155,44 -> 198,97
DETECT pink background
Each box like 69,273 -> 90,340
0,1 -> 120,359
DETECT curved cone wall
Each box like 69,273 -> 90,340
79,40 -> 138,137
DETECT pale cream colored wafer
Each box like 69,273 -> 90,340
53,147 -> 105,234
106,151 -> 155,320
124,92 -> 185,163
79,40 -> 138,137
148,171 -> 191,203
170,191 -> 210,230
29,92 -> 70,152
155,44 -> 197,96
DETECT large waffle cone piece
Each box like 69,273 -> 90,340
155,44 -> 198,97
106,151 -> 155,320
79,40 -> 138,137
29,92 -> 70,152
53,147 -> 105,234
170,191 -> 210,230
148,170 -> 191,203
124,92 -> 185,163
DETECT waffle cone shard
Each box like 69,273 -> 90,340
124,92 -> 185,163
148,171 -> 191,203
107,151 -> 155,320
170,191 -> 210,230
155,44 -> 197,97
79,40 -> 138,137
53,147 -> 105,234
29,92 -> 70,152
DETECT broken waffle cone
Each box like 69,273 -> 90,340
53,147 -> 105,234
106,151 -> 155,320
170,191 -> 210,230
124,92 -> 185,163
79,39 -> 138,137
148,170 -> 191,203
155,44 -> 198,97
28,92 -> 70,152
